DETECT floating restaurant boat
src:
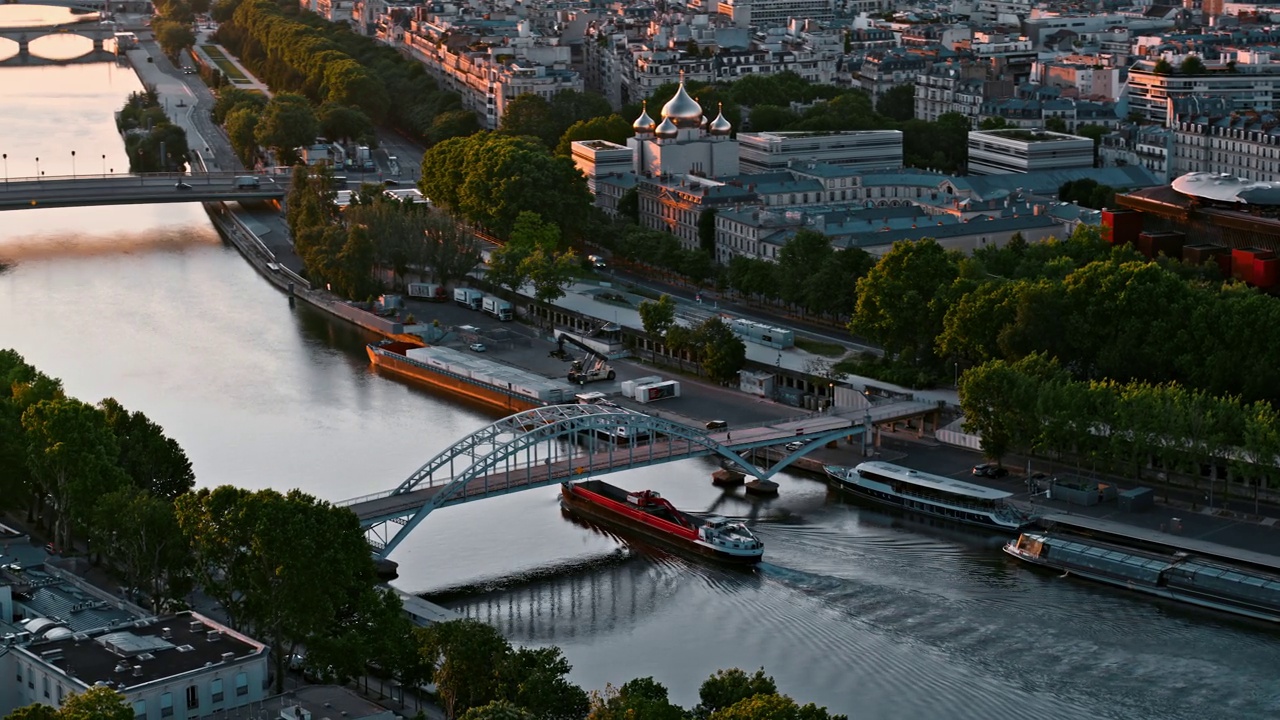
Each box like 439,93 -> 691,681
367,340 -> 574,413
824,461 -> 1029,533
1005,531 -> 1280,623
561,480 -> 763,564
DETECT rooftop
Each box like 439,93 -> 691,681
971,128 -> 1090,143
220,686 -> 395,720
16,612 -> 265,690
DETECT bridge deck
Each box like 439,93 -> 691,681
346,401 -> 937,523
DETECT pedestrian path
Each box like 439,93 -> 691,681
191,31 -> 272,96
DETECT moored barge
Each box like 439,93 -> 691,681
1005,531 -> 1280,623
561,480 -> 763,564
825,461 -> 1029,533
367,340 -> 574,413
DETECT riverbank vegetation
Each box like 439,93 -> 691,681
212,0 -> 471,144
285,165 -> 485,300
115,89 -> 190,172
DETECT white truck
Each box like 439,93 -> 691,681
454,287 -> 484,310
482,297 -> 513,321
407,283 -> 446,302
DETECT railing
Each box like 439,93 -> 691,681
336,488 -> 399,507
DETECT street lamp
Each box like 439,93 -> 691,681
35,156 -> 39,180
954,362 -> 959,389
71,150 -> 76,178
2,153 -> 7,185
102,154 -> 107,176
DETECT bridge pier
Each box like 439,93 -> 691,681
17,38 -> 29,60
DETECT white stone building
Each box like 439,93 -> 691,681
737,130 -> 903,173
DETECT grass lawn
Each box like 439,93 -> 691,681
794,336 -> 846,357
201,45 -> 248,81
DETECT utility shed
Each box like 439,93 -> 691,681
1118,487 -> 1154,513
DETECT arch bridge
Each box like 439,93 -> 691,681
339,402 -> 930,559
0,22 -> 117,66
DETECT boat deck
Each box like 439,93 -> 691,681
1035,513 -> 1280,574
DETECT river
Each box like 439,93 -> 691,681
1,25 -> 1278,719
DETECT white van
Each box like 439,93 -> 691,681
234,176 -> 260,189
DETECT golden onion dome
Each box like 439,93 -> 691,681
655,117 -> 678,139
709,104 -> 732,136
660,74 -> 703,128
633,101 -> 656,134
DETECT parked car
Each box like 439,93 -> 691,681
785,441 -> 805,452
469,343 -> 487,352
175,181 -> 192,190
972,463 -> 1009,479
705,420 -> 728,430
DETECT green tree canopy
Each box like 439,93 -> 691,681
319,104 -> 374,144
696,667 -> 779,718
875,84 -> 915,122
638,294 -> 677,340
555,114 -> 635,155
1180,55 -> 1207,75
255,93 -> 319,165
851,238 -> 959,366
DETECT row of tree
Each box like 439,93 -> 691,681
959,353 -> 1280,498
637,296 -> 748,384
849,229 -> 1280,405
286,165 -> 484,299
213,0 -> 475,144
116,89 -> 190,173
0,351 -> 415,694
421,618 -> 845,720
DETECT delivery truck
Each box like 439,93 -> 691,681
406,283 -> 447,302
454,287 -> 484,310
482,297 -> 513,321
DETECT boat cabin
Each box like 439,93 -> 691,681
856,462 -> 1013,511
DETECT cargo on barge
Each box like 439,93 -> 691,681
367,340 -> 574,413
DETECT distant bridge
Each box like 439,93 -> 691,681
0,172 -> 286,210
339,400 -> 937,559
0,21 -> 117,65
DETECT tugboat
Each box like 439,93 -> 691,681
561,480 -> 763,564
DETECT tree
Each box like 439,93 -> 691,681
710,694 -> 846,720
496,646 -> 589,720
588,678 -> 685,720
850,238 -> 959,366
459,702 -> 533,720
555,114 -> 633,156
979,116 -> 1011,130
212,87 -> 268,124
875,84 -> 915,122
0,351 -> 64,519
88,487 -> 191,613
3,705 -> 60,720
255,93 -> 319,165
695,317 -> 748,384
423,213 -> 484,290
617,188 -> 639,223
499,94 -> 559,147
324,60 -> 390,122
1153,58 -> 1174,75
777,229 -> 833,310
98,398 -> 194,499
428,110 -> 483,146
1045,116 -> 1068,133
175,487 -> 378,692
153,19 -> 196,56
22,398 -> 128,551
225,106 -> 261,167
416,619 -> 511,719
696,668 -> 778,718
638,294 -> 677,341
1180,55 -> 1207,75
57,686 -> 134,720
959,354 -> 1069,462
748,105 -> 800,132
319,104 -> 374,145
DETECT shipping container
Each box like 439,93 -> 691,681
1256,257 -> 1280,289
634,380 -> 681,404
1232,248 -> 1275,284
622,376 -> 662,398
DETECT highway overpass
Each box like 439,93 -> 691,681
0,172 -> 285,210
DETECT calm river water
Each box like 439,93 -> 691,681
0,43 -> 1278,719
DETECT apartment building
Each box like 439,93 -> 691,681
967,128 -> 1094,174
1172,112 -> 1280,181
737,130 -> 904,173
401,15 -> 582,129
1100,123 -> 1173,182
980,96 -> 1121,131
1,613 -> 269,720
915,62 -> 1011,122
715,0 -> 835,28
859,49 -> 927,101
1126,51 -> 1280,125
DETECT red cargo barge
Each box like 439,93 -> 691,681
561,480 -> 763,564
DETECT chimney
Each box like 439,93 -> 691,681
161,627 -> 172,639
221,652 -> 235,662
207,631 -> 221,642
132,665 -> 143,677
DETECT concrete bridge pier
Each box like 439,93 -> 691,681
17,37 -> 30,60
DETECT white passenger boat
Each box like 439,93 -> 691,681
825,461 -> 1029,533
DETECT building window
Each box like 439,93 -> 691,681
57,685 -> 64,704
211,679 -> 224,704
160,693 -> 173,718
16,664 -> 20,682
27,665 -> 33,688
186,686 -> 199,710
133,701 -> 146,720
43,676 -> 50,699
235,673 -> 249,697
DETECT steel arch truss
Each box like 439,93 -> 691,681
348,403 -> 862,558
